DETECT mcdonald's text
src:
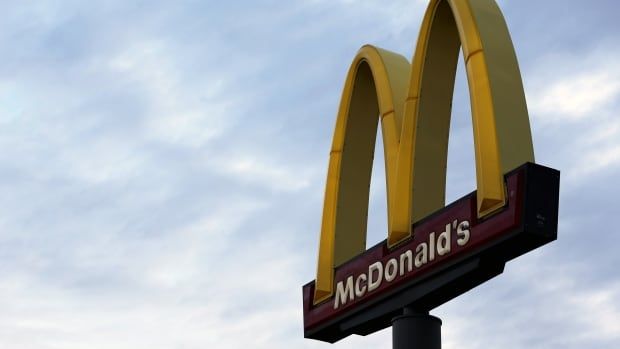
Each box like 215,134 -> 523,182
334,220 -> 471,309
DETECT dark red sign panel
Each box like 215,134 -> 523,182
303,163 -> 559,343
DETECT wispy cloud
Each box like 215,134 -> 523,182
527,48 -> 620,123
0,1 -> 618,348
524,45 -> 620,183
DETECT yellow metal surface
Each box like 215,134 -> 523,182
314,0 -> 534,304
314,46 -> 411,304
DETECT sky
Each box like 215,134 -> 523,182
0,0 -> 619,348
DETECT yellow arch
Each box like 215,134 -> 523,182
314,46 -> 410,303
314,0 -> 534,304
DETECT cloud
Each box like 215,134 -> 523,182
523,45 -> 620,183
527,46 -> 620,123
0,0 -> 618,349
531,72 -> 620,121
107,39 -> 239,148
211,155 -> 313,192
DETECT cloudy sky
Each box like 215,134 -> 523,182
0,0 -> 619,348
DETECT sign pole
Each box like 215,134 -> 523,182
392,307 -> 441,349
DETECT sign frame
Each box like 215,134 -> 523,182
303,163 -> 559,343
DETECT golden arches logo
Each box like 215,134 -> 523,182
314,0 -> 534,304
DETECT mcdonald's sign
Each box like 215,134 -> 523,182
302,0 -> 560,343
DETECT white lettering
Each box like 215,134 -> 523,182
334,276 -> 355,309
384,258 -> 398,282
399,250 -> 413,275
368,262 -> 383,292
415,243 -> 428,267
332,219 -> 471,309
457,220 -> 470,246
437,223 -> 451,256
355,273 -> 367,297
429,232 -> 436,261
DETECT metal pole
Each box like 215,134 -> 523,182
392,307 -> 442,349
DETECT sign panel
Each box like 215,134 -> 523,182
303,163 -> 559,342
